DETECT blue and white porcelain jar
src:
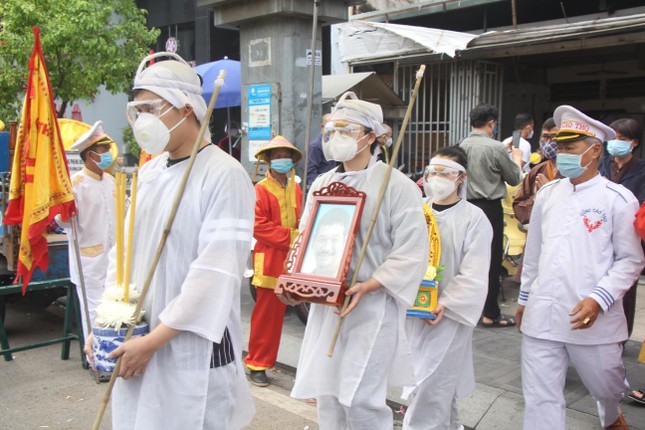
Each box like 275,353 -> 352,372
92,321 -> 149,373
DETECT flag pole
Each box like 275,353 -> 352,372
327,65 -> 426,357
69,215 -> 98,381
92,70 -> 227,430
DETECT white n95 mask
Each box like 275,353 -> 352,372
132,112 -> 187,155
423,176 -> 458,201
323,133 -> 369,162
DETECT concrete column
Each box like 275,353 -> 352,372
239,16 -> 322,177
195,8 -> 212,65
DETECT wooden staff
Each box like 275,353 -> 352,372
328,65 -> 426,357
92,70 -> 227,430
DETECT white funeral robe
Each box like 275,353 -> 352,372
108,145 -> 256,430
291,161 -> 429,406
519,174 -> 645,343
402,199 -> 491,430
58,167 -> 116,336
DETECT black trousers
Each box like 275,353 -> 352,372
469,198 -> 504,319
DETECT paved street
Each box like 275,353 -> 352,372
0,277 -> 644,429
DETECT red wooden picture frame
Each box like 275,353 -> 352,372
275,182 -> 366,306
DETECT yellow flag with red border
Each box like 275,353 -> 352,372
3,27 -> 76,293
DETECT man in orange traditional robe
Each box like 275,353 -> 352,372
245,136 -> 303,386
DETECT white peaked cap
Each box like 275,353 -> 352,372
330,91 -> 385,136
71,120 -> 113,152
553,105 -> 615,143
133,52 -> 208,127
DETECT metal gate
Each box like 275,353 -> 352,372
450,61 -> 504,143
394,60 -> 502,176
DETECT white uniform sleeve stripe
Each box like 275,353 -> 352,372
593,288 -> 613,305
595,286 -> 614,303
591,292 -> 611,308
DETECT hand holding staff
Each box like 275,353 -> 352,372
327,65 -> 426,357
92,70 -> 227,430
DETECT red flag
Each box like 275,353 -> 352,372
4,27 -> 76,293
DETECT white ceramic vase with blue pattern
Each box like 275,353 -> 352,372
92,322 -> 149,373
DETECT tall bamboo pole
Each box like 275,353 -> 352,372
327,65 -> 426,357
92,70 -> 226,430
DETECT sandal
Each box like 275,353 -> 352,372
482,315 -> 516,328
628,388 -> 645,405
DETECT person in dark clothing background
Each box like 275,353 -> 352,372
599,117 -> 645,339
459,103 -> 523,327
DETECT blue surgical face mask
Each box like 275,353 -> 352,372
555,144 -> 594,179
270,158 -> 294,174
93,151 -> 114,170
606,139 -> 632,158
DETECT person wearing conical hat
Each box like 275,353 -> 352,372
245,135 -> 303,387
283,92 -> 429,429
516,105 -> 645,430
56,120 -> 117,349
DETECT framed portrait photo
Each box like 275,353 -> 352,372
275,182 -> 366,306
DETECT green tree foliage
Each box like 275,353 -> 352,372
0,0 -> 159,121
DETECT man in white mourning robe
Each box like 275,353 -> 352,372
282,92 -> 429,430
403,147 -> 492,430
89,52 -> 255,430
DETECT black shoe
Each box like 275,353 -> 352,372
249,370 -> 269,387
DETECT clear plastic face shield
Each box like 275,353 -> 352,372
322,121 -> 368,144
126,99 -> 172,126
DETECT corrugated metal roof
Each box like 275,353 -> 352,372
466,13 -> 645,51
336,13 -> 645,65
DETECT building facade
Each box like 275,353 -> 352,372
334,0 -> 645,175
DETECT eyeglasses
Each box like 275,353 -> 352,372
424,165 -> 462,180
126,99 -> 171,125
540,133 -> 557,140
322,121 -> 367,143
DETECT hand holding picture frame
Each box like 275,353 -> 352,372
275,182 -> 365,306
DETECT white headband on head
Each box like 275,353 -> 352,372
330,91 -> 385,137
133,52 -> 210,140
429,157 -> 466,173
427,157 -> 468,199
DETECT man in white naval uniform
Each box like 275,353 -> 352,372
86,53 -> 256,429
282,92 -> 429,430
58,120 -> 116,339
516,105 -> 645,430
